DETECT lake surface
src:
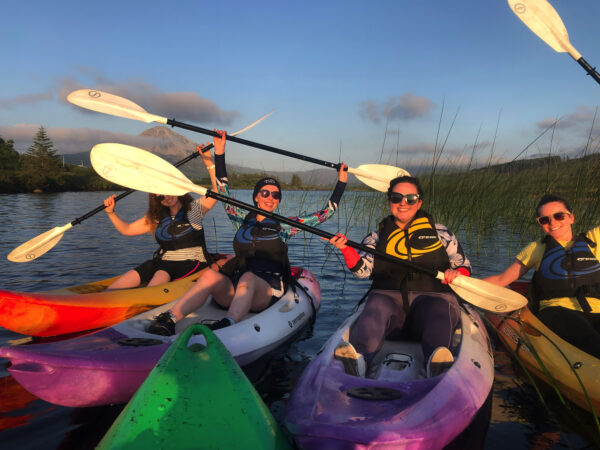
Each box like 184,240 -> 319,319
0,191 -> 597,449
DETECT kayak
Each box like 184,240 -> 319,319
285,299 -> 494,449
488,281 -> 600,414
0,267 -> 320,407
0,269 -> 210,337
97,323 -> 291,449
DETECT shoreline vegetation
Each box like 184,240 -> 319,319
3,127 -> 600,247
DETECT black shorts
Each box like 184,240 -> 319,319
228,269 -> 287,311
134,259 -> 208,285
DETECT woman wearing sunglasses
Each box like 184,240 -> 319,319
327,175 -> 471,377
148,130 -> 348,335
484,194 -> 600,358
101,143 -> 219,290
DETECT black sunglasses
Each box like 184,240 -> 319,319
388,193 -> 420,205
537,211 -> 570,226
154,194 -> 165,201
258,189 -> 281,200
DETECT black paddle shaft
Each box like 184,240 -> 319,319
70,145 -> 213,226
576,57 -> 600,85
167,119 -> 343,171
204,189 -> 439,278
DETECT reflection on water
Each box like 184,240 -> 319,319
0,192 -> 597,449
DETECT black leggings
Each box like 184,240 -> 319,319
538,307 -> 600,358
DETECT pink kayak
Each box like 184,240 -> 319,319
285,300 -> 494,449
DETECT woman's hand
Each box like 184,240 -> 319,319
443,269 -> 462,284
197,142 -> 214,168
104,194 -> 117,214
338,162 -> 348,183
213,129 -> 226,155
324,232 -> 348,250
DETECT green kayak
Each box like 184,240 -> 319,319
97,323 -> 291,449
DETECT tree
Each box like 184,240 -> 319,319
0,136 -> 20,171
21,126 -> 61,191
0,136 -> 22,192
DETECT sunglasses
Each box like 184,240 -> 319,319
536,211 -> 570,226
388,193 -> 420,205
154,194 -> 165,201
258,189 -> 281,200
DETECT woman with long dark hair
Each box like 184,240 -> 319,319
102,142 -> 219,290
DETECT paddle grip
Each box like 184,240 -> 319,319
70,146 -> 213,226
204,190 -> 438,277
167,119 -> 340,170
577,57 -> 600,85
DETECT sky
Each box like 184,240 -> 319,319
1,0 -> 600,173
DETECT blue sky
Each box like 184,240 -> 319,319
1,0 -> 599,173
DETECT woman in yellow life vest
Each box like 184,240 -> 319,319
485,194 -> 600,358
327,175 -> 471,377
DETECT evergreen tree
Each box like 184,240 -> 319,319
22,126 -> 61,191
0,136 -> 22,193
0,136 -> 20,171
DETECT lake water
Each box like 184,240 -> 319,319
0,191 -> 597,449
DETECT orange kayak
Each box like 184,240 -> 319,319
0,269 -> 207,337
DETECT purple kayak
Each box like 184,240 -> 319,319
285,301 -> 494,449
0,267 -> 320,407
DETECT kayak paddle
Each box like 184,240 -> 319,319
67,89 -> 410,192
508,0 -> 600,85
89,142 -> 527,313
6,112 -> 272,263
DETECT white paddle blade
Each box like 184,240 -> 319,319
230,111 -> 274,137
349,164 -> 411,192
7,224 -> 72,262
91,143 -> 204,197
67,89 -> 168,124
508,0 -> 581,58
444,274 -> 527,313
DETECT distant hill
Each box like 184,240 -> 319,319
473,155 -> 563,174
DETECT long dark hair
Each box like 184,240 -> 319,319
146,193 -> 194,231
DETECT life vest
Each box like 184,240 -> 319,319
371,210 -> 450,292
231,212 -> 290,276
531,234 -> 600,313
154,207 -> 209,254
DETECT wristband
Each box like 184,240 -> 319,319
456,267 -> 470,277
206,164 -> 215,170
340,246 -> 361,269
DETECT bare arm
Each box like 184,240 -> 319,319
103,195 -> 153,236
198,133 -> 222,214
483,260 -> 529,287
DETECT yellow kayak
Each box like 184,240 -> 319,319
489,282 -> 600,414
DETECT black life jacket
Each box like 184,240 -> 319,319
231,212 -> 290,276
372,210 -> 451,292
531,234 -> 600,313
154,207 -> 209,256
